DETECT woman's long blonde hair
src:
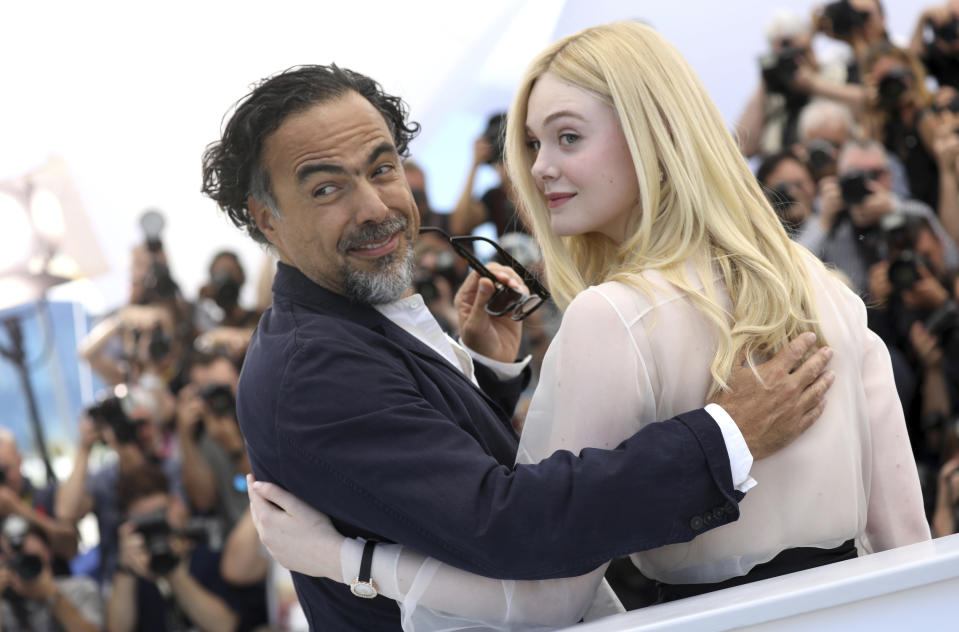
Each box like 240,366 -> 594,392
504,21 -> 826,394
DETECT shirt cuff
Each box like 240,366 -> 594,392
463,345 -> 532,380
704,403 -> 757,493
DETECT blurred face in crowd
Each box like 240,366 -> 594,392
850,0 -> 885,42
526,73 -> 639,242
404,164 -> 432,221
763,157 -> 816,227
0,436 -> 23,493
869,54 -> 915,110
249,92 -> 418,304
933,86 -> 959,131
915,225 -> 946,279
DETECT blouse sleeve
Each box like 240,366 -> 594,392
843,284 -> 931,551
337,287 -> 652,629
859,324 -> 931,551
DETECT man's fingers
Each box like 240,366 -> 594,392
796,369 -> 835,415
771,332 -> 818,374
791,345 -> 833,387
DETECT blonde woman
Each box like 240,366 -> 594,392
247,21 -> 929,630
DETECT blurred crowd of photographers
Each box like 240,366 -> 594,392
749,0 -> 959,543
3,1 -> 959,629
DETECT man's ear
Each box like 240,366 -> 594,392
249,195 -> 278,244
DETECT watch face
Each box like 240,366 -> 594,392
351,580 -> 377,599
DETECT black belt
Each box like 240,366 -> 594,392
656,538 -> 857,603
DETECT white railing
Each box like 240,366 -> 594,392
568,534 -> 959,631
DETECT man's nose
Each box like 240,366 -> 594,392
353,180 -> 392,224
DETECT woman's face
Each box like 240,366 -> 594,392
525,72 -> 640,243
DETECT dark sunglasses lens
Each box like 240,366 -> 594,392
486,286 -> 523,316
513,295 -> 544,319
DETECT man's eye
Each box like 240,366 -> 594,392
313,185 -> 337,198
559,133 -> 579,146
373,164 -> 395,177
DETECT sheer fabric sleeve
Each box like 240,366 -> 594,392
337,287 -> 652,630
855,303 -> 931,551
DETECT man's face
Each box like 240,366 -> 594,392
251,92 -> 419,304
0,442 -> 23,493
839,147 -> 892,192
764,158 -> 816,226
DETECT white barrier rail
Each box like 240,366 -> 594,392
567,534 -> 959,631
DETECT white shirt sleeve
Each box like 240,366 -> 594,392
704,403 -> 756,492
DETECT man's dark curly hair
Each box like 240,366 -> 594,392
201,64 -> 421,244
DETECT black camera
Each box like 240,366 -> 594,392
878,212 -> 927,294
413,271 -> 442,304
211,272 -> 241,310
760,47 -> 804,96
86,385 -> 143,445
129,509 -> 218,576
839,170 -> 871,205
932,15 -> 959,43
198,383 -> 236,418
1,516 -> 43,582
877,68 -> 912,110
482,113 -> 507,165
822,0 -> 870,37
765,184 -> 796,213
806,139 -> 837,177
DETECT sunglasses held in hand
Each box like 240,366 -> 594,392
419,227 -> 550,321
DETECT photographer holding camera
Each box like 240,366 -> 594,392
450,112 -> 529,237
814,0 -> 888,78
55,390 -> 183,589
0,430 -> 77,569
0,516 -> 101,632
107,463 -> 252,632
737,11 -> 868,159
176,352 -> 250,536
800,139 -> 958,296
862,43 -> 940,212
911,1 -> 959,89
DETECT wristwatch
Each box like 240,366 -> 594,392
350,540 -> 378,599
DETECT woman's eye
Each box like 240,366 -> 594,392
525,139 -> 540,152
559,133 -> 579,146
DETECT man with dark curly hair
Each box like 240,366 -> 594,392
200,64 -> 832,630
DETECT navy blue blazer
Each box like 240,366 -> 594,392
239,263 -> 743,630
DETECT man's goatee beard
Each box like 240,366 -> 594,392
339,215 -> 414,305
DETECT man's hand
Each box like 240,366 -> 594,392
0,485 -> 23,516
868,260 -> 893,308
910,321 -> 944,369
455,263 -> 525,363
817,176 -> 844,232
709,332 -> 834,460
849,181 -> 894,227
902,264 -> 950,311
117,522 -> 154,580
175,386 -> 205,442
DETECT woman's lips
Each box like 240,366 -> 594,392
546,192 -> 576,209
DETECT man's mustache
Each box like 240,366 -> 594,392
338,215 -> 410,252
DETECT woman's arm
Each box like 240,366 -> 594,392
852,290 -> 931,550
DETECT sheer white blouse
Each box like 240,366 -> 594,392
344,250 -> 929,630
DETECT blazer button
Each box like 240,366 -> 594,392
713,508 -> 725,522
690,515 -> 704,531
